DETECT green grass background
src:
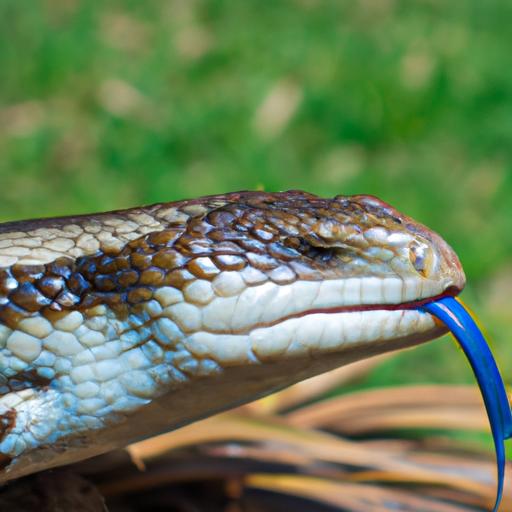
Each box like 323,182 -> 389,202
1,0 -> 512,393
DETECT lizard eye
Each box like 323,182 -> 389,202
409,242 -> 433,277
283,236 -> 337,263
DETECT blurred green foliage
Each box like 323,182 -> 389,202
0,0 -> 511,387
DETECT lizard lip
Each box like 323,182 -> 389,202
245,285 -> 462,333
288,285 -> 462,317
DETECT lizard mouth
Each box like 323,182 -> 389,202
254,285 -> 463,330
189,276 -> 464,337
183,281 -> 462,366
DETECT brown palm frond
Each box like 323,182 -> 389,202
285,384 -> 488,433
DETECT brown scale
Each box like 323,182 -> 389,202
0,370 -> 51,395
0,406 -> 17,470
0,410 -> 15,439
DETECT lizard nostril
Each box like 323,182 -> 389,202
409,242 -> 432,278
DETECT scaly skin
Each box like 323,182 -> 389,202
0,191 -> 465,481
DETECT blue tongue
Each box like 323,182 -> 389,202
420,296 -> 512,511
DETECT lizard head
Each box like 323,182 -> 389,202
160,190 -> 464,368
